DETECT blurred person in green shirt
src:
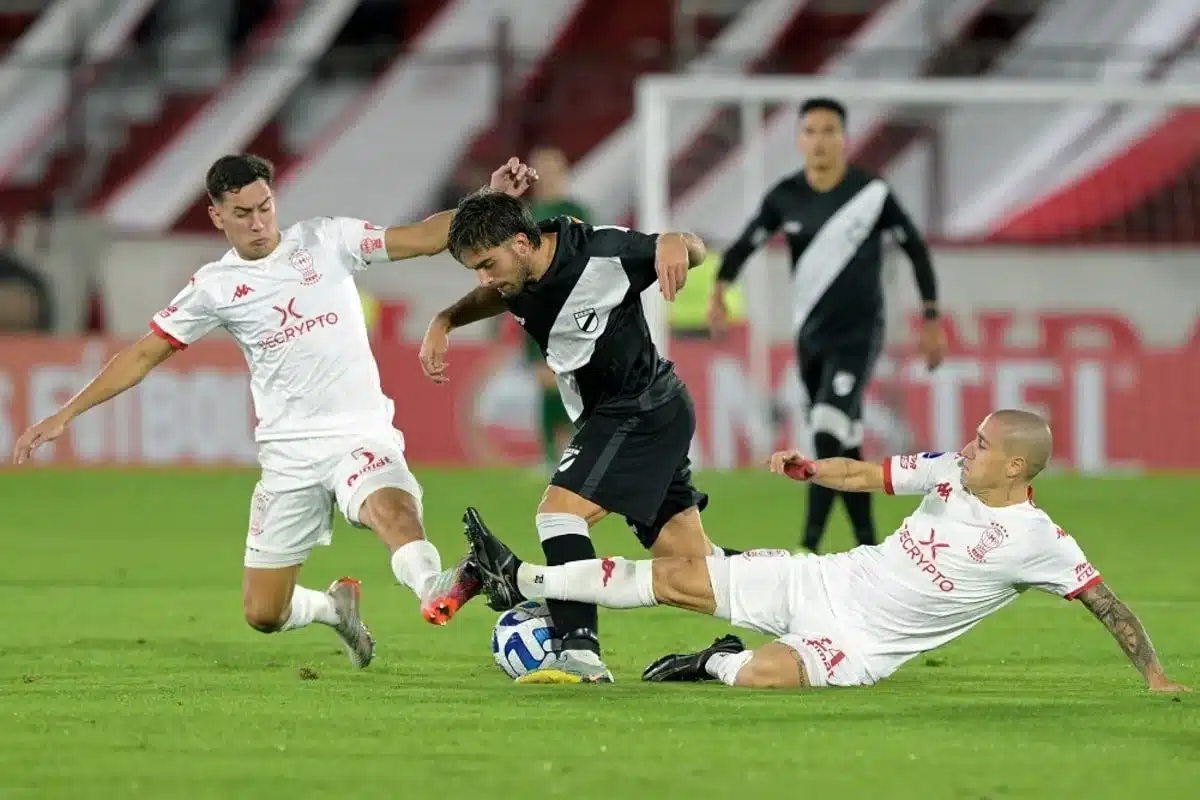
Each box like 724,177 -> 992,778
525,146 -> 594,473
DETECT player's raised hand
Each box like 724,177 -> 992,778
655,234 -> 689,301
12,413 -> 68,465
768,449 -> 817,481
489,157 -> 538,198
419,317 -> 452,384
918,317 -> 947,371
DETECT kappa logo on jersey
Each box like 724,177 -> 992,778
289,248 -> 321,285
232,284 -> 254,301
600,558 -> 616,587
258,298 -> 341,350
345,447 -> 394,488
899,525 -> 955,592
572,307 -> 599,333
966,522 -> 1008,563
935,482 -> 952,501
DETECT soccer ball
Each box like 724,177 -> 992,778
491,599 -> 557,679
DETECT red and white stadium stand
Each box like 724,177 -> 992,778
0,0 -> 1197,471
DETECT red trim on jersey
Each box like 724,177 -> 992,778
150,320 -> 187,351
882,459 -> 894,495
1065,574 -> 1104,600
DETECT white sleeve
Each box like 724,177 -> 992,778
150,277 -> 220,348
882,452 -> 959,496
328,216 -> 390,271
1018,528 -> 1104,600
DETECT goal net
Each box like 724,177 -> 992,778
633,76 -> 1200,473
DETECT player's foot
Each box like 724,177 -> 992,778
420,556 -> 482,626
641,634 -> 745,682
517,649 -> 615,685
326,577 -> 375,668
462,506 -> 524,611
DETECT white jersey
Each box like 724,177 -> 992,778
816,452 -> 1102,676
151,216 -> 394,442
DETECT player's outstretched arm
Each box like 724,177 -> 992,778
12,333 -> 176,464
381,158 -> 538,261
767,450 -> 885,492
1076,582 -> 1190,693
419,286 -> 508,383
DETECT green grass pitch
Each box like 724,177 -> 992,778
1,468 -> 1197,798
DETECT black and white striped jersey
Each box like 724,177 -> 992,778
504,217 -> 683,423
718,165 -> 937,349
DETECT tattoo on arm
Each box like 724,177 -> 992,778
1078,583 -> 1161,679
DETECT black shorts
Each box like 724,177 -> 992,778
798,335 -> 882,448
550,390 -> 708,549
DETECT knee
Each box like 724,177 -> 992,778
359,488 -> 423,544
734,647 -> 807,689
650,557 -> 715,613
243,599 -> 285,633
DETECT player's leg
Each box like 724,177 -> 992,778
464,515 -> 804,685
799,348 -> 838,553
243,482 -> 374,667
332,432 -> 480,626
827,337 -> 882,547
527,484 -> 611,680
629,390 -> 741,559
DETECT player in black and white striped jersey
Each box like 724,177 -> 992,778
420,191 -> 742,684
710,96 -> 948,555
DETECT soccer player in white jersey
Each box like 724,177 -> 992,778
463,409 -> 1190,691
11,153 -> 537,668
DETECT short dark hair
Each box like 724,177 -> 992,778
206,154 -> 275,202
447,191 -> 541,262
800,97 -> 847,126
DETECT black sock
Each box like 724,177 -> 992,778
840,446 -> 877,546
802,433 -> 842,552
541,533 -> 600,655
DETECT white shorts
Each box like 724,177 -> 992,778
244,428 -> 423,569
706,549 -> 877,688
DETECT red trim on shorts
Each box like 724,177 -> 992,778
150,320 -> 187,351
1066,574 -> 1104,600
882,458 -> 894,495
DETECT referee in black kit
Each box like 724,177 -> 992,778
709,97 -> 947,554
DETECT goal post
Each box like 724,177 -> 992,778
634,75 -> 1200,468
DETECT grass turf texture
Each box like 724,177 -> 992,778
1,468 -> 1197,799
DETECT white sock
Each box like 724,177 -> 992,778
516,558 -> 657,609
280,586 -> 339,631
391,539 -> 442,599
705,650 -> 754,686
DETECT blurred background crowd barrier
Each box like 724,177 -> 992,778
0,0 -> 1196,471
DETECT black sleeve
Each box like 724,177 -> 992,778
716,187 -> 784,283
589,225 -> 660,293
879,191 -> 937,306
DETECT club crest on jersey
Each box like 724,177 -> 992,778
966,522 -> 1009,563
573,307 -> 599,333
289,248 -> 321,285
